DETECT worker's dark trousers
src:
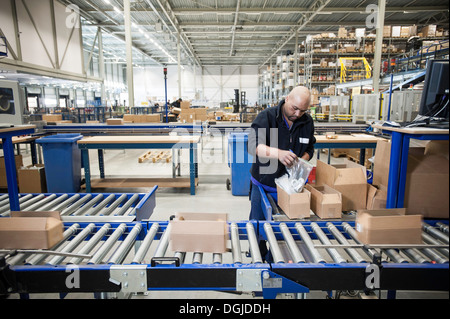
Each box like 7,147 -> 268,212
249,183 -> 273,263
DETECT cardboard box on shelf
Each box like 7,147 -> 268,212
316,159 -> 367,211
373,139 -> 449,218
355,208 -> 422,245
338,27 -> 347,38
170,212 -> 228,253
276,185 -> 311,219
421,24 -> 437,37
0,154 -> 23,188
383,25 -> 392,37
0,211 -> 64,249
306,184 -> 342,219
18,164 -> 47,193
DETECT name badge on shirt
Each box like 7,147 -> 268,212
299,137 -> 309,144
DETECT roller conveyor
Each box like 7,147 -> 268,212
0,186 -> 157,222
0,219 -> 447,299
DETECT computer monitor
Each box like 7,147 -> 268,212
418,59 -> 449,120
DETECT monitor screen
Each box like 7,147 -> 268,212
418,59 -> 449,120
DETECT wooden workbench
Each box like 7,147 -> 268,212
77,135 -> 200,195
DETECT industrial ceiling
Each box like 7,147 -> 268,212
57,0 -> 449,69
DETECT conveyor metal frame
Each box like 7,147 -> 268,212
1,219 -> 448,299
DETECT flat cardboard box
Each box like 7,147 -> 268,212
276,185 -> 311,219
143,114 -> 160,123
42,114 -> 62,122
170,212 -> 228,253
0,211 -> 63,249
306,184 -> 342,219
106,118 -> 124,125
366,184 -> 387,210
373,140 -> 449,218
355,208 -> 422,245
18,164 -> 47,193
316,159 -> 367,211
0,154 -> 23,188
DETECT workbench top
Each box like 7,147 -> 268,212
315,133 -> 383,143
77,135 -> 201,144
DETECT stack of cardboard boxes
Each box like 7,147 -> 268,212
1,155 -> 47,193
179,101 -> 208,123
276,138 -> 448,245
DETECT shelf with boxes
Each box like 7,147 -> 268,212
258,24 -> 448,109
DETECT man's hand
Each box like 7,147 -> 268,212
278,150 -> 298,168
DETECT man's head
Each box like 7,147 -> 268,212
283,86 -> 311,122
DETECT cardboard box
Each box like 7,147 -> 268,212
306,184 -> 342,219
0,211 -> 63,249
106,118 -> 124,125
180,101 -> 191,109
143,114 -> 160,123
421,24 -> 436,37
373,140 -> 449,218
123,114 -> 135,122
172,107 -> 181,115
383,25 -> 392,37
316,159 -> 367,211
0,154 -> 23,188
170,212 -> 228,253
366,184 -> 387,210
18,164 -> 47,193
276,184 -> 311,219
355,209 -> 422,245
42,114 -> 62,122
338,27 -> 347,38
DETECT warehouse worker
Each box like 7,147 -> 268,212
248,86 -> 315,259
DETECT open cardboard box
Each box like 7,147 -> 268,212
0,211 -> 63,249
276,184 -> 311,219
366,184 -> 387,210
373,139 -> 449,218
169,212 -> 228,253
355,208 -> 422,245
18,164 -> 47,193
306,184 -> 342,219
316,159 -> 367,211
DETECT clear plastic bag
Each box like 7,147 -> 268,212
286,157 -> 314,193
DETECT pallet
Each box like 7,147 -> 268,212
138,150 -> 172,163
346,154 -> 372,169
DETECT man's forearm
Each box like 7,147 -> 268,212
255,144 -> 280,159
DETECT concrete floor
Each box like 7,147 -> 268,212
4,134 -> 448,300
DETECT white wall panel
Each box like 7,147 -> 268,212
133,65 -> 258,107
0,0 -> 84,75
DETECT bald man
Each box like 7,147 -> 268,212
248,86 -> 316,218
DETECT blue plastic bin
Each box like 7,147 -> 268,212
36,134 -> 83,193
227,132 -> 253,196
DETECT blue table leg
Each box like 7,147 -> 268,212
81,149 -> 91,193
2,137 -> 20,211
98,149 -> 105,179
386,132 -> 403,208
189,144 -> 196,195
397,135 -> 412,208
